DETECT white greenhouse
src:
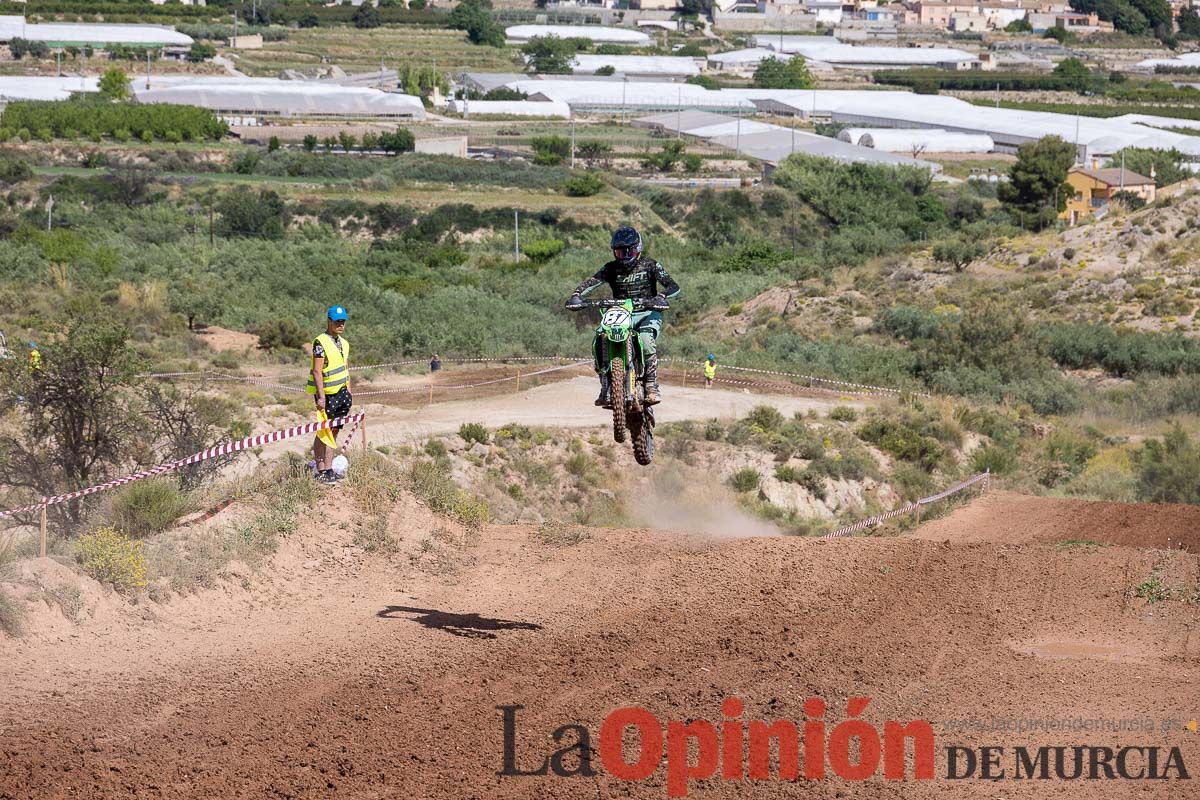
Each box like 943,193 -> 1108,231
505,25 -> 651,45
133,80 -> 426,119
751,36 -> 977,68
446,99 -> 571,118
707,48 -> 777,70
0,16 -> 192,48
837,128 -> 995,153
568,54 -> 700,76
509,79 -> 754,113
0,75 -> 98,101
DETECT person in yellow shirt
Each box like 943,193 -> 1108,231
704,354 -> 716,388
28,341 -> 41,372
307,306 -> 351,484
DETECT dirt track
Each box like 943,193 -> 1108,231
1,490 -> 1197,799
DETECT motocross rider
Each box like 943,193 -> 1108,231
566,226 -> 681,407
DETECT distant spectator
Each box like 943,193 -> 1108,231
704,353 -> 716,388
28,341 -> 41,372
430,353 -> 441,373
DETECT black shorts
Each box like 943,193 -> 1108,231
326,389 -> 353,422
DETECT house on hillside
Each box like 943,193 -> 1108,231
1061,165 -> 1156,224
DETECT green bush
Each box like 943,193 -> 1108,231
563,171 -> 604,197
857,416 -> 946,472
253,318 -> 307,351
729,467 -> 762,492
747,405 -> 785,432
459,422 -> 489,445
107,479 -> 191,538
522,238 -> 565,262
971,444 -> 1017,475
1134,424 -> 1200,504
531,135 -> 570,166
829,406 -> 858,422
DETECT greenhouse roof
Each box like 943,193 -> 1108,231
133,80 -> 426,118
0,16 -> 192,47
505,25 -> 651,44
568,54 -> 700,76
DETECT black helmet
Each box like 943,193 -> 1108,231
610,226 -> 642,267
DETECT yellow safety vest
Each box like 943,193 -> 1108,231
306,333 -> 349,395
704,361 -> 716,380
29,349 -> 41,370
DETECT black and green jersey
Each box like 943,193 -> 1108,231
573,256 -> 681,302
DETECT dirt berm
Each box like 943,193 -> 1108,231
1,491 -> 1197,799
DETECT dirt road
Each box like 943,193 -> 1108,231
1,490 -> 1196,799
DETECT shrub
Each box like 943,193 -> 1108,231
76,526 -> 147,592
531,135 -> 570,166
107,479 -> 191,538
970,444 -> 1017,475
459,422 -> 489,445
747,405 -> 785,432
563,171 -> 604,197
730,467 -> 762,492
829,406 -> 858,422
522,238 -> 565,262
1134,424 -> 1200,504
254,318 -> 306,351
857,416 -> 946,472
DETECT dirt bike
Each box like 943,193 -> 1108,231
566,296 -> 668,466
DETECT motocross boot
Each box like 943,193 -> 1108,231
643,354 -> 661,405
595,372 -> 612,408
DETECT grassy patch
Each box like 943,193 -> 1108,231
408,460 -> 490,529
354,514 -> 399,555
534,519 -> 591,547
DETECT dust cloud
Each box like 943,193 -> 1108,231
630,463 -> 783,538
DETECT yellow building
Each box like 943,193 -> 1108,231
1061,166 -> 1156,225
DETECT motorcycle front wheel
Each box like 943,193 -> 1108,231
609,353 -> 627,443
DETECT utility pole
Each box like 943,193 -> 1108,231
513,210 -> 519,261
621,77 -> 627,122
570,113 -> 576,168
145,49 -> 151,90
676,85 -> 682,140
995,82 -> 999,109
46,195 -> 53,231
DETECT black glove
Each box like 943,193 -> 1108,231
565,294 -> 584,310
650,294 -> 669,310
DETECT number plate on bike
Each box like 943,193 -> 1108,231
601,308 -> 632,328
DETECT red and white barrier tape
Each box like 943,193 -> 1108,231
0,413 -> 365,521
143,355 -> 918,398
822,469 -> 989,539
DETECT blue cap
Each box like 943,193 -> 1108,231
327,305 -> 348,321
707,353 -> 715,360
29,341 -> 37,348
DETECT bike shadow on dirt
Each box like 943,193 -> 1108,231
377,605 -> 543,639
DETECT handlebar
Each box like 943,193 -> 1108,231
566,297 -> 669,312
